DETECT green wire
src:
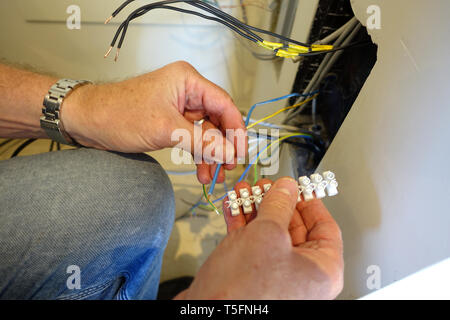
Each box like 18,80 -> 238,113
203,184 -> 221,215
253,162 -> 259,185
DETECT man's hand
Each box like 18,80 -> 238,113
176,177 -> 344,300
62,61 -> 246,184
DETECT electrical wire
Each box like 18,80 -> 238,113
0,139 -> 13,148
315,17 -> 357,45
247,94 -> 318,129
10,139 -> 37,158
208,91 -> 319,196
245,92 -> 317,127
202,184 -> 221,215
104,0 -> 338,60
106,0 -> 263,59
286,21 -> 362,122
200,132 -> 313,213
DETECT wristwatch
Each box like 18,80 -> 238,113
40,79 -> 91,146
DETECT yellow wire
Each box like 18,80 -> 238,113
201,92 -> 318,214
201,133 -> 312,214
257,41 -> 334,59
246,94 -> 319,129
255,133 -> 312,163
202,184 -> 220,215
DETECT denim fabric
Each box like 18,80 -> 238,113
0,148 -> 175,300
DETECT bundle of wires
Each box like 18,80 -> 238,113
197,92 -> 319,214
104,0 -> 338,61
191,131 -> 314,215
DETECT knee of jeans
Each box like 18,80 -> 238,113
77,149 -> 176,249
109,152 -> 175,246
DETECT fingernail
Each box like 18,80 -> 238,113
274,177 -> 298,196
277,188 -> 292,196
280,177 -> 296,183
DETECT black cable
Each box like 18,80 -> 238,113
113,1 -> 262,49
154,6 -> 259,42
49,140 -> 54,152
188,1 -> 264,41
158,6 -> 260,42
108,0 -> 359,59
189,1 -> 309,46
115,1 -> 190,49
0,139 -> 13,148
10,139 -> 37,158
112,0 -> 136,17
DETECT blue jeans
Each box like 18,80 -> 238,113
0,148 -> 175,299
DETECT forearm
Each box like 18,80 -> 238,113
0,63 -> 57,138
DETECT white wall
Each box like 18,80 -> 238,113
0,0 -> 274,110
316,0 -> 450,299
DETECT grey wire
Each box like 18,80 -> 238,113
285,21 -> 361,121
315,17 -> 357,45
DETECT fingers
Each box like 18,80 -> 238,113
184,70 -> 247,160
175,118 -> 236,165
256,177 -> 299,230
209,163 -> 225,184
196,163 -> 211,184
289,208 -> 308,246
254,178 -> 307,245
296,199 -> 342,246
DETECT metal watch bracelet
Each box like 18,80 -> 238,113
40,79 -> 91,146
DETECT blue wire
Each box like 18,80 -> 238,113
208,163 -> 222,195
245,91 -> 319,127
208,92 -> 318,196
193,134 -> 312,215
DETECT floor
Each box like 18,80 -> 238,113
0,138 -> 244,283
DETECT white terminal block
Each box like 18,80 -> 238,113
322,171 -> 336,181
224,171 -> 338,214
314,181 -> 327,199
227,190 -> 240,216
298,176 -> 311,187
252,186 -> 263,209
310,173 -> 323,184
326,179 -> 339,197
239,188 -> 253,214
302,184 -> 315,201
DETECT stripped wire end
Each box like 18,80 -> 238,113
104,16 -> 113,24
114,49 -> 120,62
104,46 -> 113,58
203,184 -> 221,215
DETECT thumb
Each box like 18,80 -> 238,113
172,117 -> 235,165
256,177 -> 299,229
